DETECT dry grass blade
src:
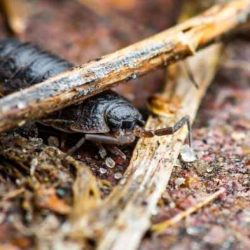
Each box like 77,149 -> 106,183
151,188 -> 226,233
0,0 -> 249,133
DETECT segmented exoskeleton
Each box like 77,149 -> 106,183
0,39 -> 191,153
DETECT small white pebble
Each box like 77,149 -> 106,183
175,177 -> 185,187
231,132 -> 245,141
99,168 -> 107,174
99,146 -> 107,159
180,145 -> 197,163
114,172 -> 123,180
18,120 -> 26,127
169,202 -> 176,208
119,178 -> 127,185
105,157 -> 116,168
17,101 -> 26,109
16,179 -> 21,185
206,166 -> 214,173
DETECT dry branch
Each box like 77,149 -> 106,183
0,0 -> 249,133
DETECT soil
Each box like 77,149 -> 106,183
0,1 -> 249,249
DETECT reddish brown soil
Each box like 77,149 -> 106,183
0,1 -> 249,249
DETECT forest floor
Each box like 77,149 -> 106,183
0,0 -> 249,249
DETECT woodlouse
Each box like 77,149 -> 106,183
0,38 -> 191,153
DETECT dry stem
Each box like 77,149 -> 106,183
151,188 -> 226,233
0,0 -> 249,133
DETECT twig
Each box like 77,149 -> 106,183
0,0 -> 249,133
151,188 -> 226,233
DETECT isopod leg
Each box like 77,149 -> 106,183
85,134 -> 135,145
67,136 -> 86,155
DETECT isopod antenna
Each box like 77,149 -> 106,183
133,115 -> 192,147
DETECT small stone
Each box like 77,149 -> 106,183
114,172 -> 123,180
18,120 -> 26,127
99,146 -> 107,159
119,178 -> 127,185
130,73 -> 137,80
17,101 -> 26,109
179,145 -> 197,163
175,177 -> 185,187
187,226 -> 204,236
99,168 -> 107,174
231,132 -> 245,141
206,166 -> 214,173
105,157 -> 116,168
16,179 -> 21,185
169,202 -> 176,208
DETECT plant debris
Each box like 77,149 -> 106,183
0,1 -> 249,250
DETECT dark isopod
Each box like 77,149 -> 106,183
0,38 -> 191,153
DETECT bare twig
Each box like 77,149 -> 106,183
151,188 -> 226,233
0,0 -> 249,133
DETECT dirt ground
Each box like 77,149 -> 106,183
0,0 -> 249,249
